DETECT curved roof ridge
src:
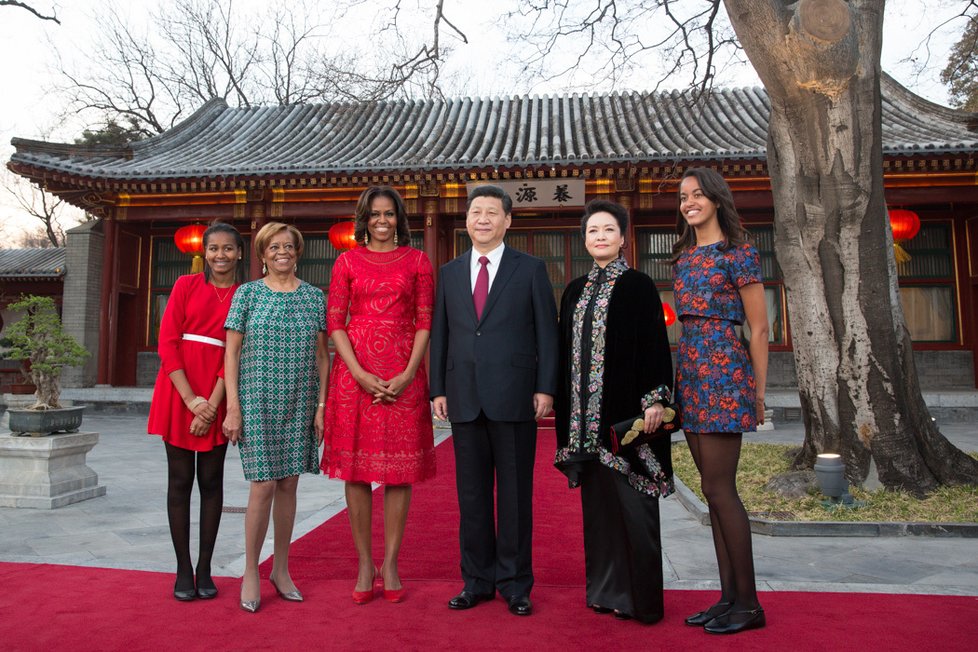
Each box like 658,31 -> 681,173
9,84 -> 976,182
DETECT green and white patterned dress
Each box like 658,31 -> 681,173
225,279 -> 325,481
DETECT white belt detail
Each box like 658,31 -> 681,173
182,333 -> 225,348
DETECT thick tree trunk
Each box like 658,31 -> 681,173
724,0 -> 978,494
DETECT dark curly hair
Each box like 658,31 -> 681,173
354,186 -> 411,247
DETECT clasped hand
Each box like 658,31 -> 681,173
356,370 -> 412,404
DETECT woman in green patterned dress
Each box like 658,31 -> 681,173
223,222 -> 329,613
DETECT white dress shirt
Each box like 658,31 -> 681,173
469,243 -> 506,293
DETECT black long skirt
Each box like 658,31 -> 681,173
580,461 -> 664,624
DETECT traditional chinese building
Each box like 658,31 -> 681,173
0,248 -> 66,393
7,75 -> 978,389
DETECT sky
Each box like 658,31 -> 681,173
0,0 -> 969,244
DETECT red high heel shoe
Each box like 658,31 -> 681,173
352,567 -> 379,605
379,568 -> 406,603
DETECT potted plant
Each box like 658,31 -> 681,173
3,295 -> 89,436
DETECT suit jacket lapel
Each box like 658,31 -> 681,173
479,247 -> 520,323
452,250 -> 479,324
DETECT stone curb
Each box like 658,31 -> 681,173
672,475 -> 978,538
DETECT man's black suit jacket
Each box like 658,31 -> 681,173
429,246 -> 559,423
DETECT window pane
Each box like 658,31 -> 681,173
899,286 -> 955,342
749,226 -> 782,280
658,289 -> 681,345
149,292 -> 168,347
740,286 -> 784,344
297,236 -> 339,289
635,229 -> 675,282
897,224 -> 952,279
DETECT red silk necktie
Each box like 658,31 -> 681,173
473,255 -> 489,319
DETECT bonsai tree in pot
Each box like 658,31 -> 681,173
4,295 -> 89,435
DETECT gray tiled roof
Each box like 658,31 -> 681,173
9,75 -> 977,182
0,248 -> 66,280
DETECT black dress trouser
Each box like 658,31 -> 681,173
452,412 -> 537,600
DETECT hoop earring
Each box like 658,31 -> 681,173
262,262 -> 267,275
394,232 -> 398,246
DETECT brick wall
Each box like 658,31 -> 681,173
60,221 -> 103,388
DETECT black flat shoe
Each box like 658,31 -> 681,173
590,605 -> 613,614
448,590 -> 494,610
685,600 -> 733,626
613,610 -> 631,620
173,586 -> 196,602
704,607 -> 766,635
508,596 -> 532,616
196,586 -> 218,599
196,575 -> 218,600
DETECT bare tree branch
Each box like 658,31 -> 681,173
502,0 -> 742,98
2,169 -> 67,247
0,0 -> 60,24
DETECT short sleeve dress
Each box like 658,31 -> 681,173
320,246 -> 436,485
148,273 -> 239,452
673,241 -> 763,434
224,279 -> 325,481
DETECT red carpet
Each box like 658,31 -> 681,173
2,430 -> 977,651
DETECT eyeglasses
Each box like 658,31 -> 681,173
267,243 -> 296,253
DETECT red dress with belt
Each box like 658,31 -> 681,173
320,246 -> 437,484
147,273 -> 239,452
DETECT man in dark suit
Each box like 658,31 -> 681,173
430,184 -> 559,617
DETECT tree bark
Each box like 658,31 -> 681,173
724,0 -> 978,494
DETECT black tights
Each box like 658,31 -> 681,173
165,442 -> 227,591
685,432 -> 760,612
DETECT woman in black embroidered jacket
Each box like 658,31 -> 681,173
554,199 -> 674,624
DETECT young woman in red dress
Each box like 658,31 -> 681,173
321,186 -> 436,604
147,222 -> 245,601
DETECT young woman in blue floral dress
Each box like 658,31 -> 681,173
672,168 -> 769,635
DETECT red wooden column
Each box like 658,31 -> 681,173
249,195 -> 269,281
97,213 -> 118,385
618,191 -> 636,268
423,199 -> 439,270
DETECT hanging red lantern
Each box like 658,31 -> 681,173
328,221 -> 358,250
889,208 -> 920,242
662,302 -> 677,327
174,224 -> 207,273
888,208 -> 920,264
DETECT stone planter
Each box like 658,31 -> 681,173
0,430 -> 106,508
8,406 -> 86,437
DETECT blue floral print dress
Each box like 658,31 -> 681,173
673,241 -> 762,433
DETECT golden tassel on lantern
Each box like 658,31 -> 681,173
190,254 -> 205,273
893,242 -> 911,264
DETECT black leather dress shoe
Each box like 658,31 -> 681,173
508,596 -> 532,616
448,590 -> 494,610
704,607 -> 766,634
685,601 -> 732,626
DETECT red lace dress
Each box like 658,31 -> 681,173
147,273 -> 239,452
320,246 -> 437,484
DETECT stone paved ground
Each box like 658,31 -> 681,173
0,414 -> 975,596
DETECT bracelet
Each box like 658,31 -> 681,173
317,402 -> 326,408
188,396 -> 207,409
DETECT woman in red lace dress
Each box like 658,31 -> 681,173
148,221 -> 245,601
321,186 -> 436,604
